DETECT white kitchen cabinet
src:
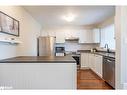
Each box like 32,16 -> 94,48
78,30 -> 86,43
89,53 -> 95,71
87,53 -> 103,78
100,24 -> 115,49
81,53 -> 89,68
78,29 -> 100,43
93,54 -> 103,77
94,54 -> 103,77
93,28 -> 100,43
48,31 -> 56,37
55,32 -> 65,43
86,30 -> 94,43
65,30 -> 79,39
45,28 -> 100,44
78,29 -> 93,43
81,53 -> 103,78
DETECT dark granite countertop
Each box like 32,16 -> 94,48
77,50 -> 115,58
77,50 -> 91,53
0,56 -> 76,63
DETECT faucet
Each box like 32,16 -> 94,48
104,44 -> 110,53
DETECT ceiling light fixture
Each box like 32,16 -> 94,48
62,13 -> 76,22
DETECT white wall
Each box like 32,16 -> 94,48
115,6 -> 127,89
0,6 -> 41,60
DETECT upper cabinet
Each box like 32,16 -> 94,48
64,30 -> 79,39
78,30 -> 87,43
43,28 -> 100,44
55,31 -> 65,43
78,28 -> 100,43
93,28 -> 100,43
78,29 -> 93,43
100,24 -> 115,49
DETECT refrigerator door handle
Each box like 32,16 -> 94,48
37,38 -> 39,56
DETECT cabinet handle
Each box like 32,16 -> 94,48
107,59 -> 112,63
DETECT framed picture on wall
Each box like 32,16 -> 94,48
0,11 -> 19,36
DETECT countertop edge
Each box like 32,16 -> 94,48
0,61 -> 76,63
78,50 -> 115,58
0,56 -> 76,63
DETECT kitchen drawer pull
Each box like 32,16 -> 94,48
107,59 -> 112,63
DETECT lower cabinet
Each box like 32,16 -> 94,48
94,55 -> 103,78
81,53 -> 89,68
81,53 -> 103,78
89,54 -> 95,70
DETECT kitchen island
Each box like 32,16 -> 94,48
0,56 -> 76,89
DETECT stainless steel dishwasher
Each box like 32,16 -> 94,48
103,56 -> 115,88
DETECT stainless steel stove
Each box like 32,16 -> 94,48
66,51 -> 81,69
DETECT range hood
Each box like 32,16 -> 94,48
65,37 -> 79,41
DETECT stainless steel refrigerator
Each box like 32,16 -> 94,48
37,36 -> 56,56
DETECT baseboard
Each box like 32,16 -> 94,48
80,67 -> 90,70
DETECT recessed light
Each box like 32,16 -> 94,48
62,13 -> 76,22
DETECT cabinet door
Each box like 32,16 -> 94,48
81,53 -> 89,68
93,28 -> 100,43
89,54 -> 95,70
78,29 -> 93,43
65,30 -> 79,38
85,29 -> 94,43
92,55 -> 96,73
94,55 -> 103,77
48,31 -> 55,37
55,32 -> 65,43
78,30 -> 87,43
88,54 -> 92,68
100,24 -> 115,49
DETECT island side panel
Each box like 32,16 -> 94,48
0,63 -> 77,89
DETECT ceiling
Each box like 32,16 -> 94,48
23,6 -> 115,27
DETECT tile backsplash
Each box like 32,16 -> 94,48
55,42 -> 100,52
